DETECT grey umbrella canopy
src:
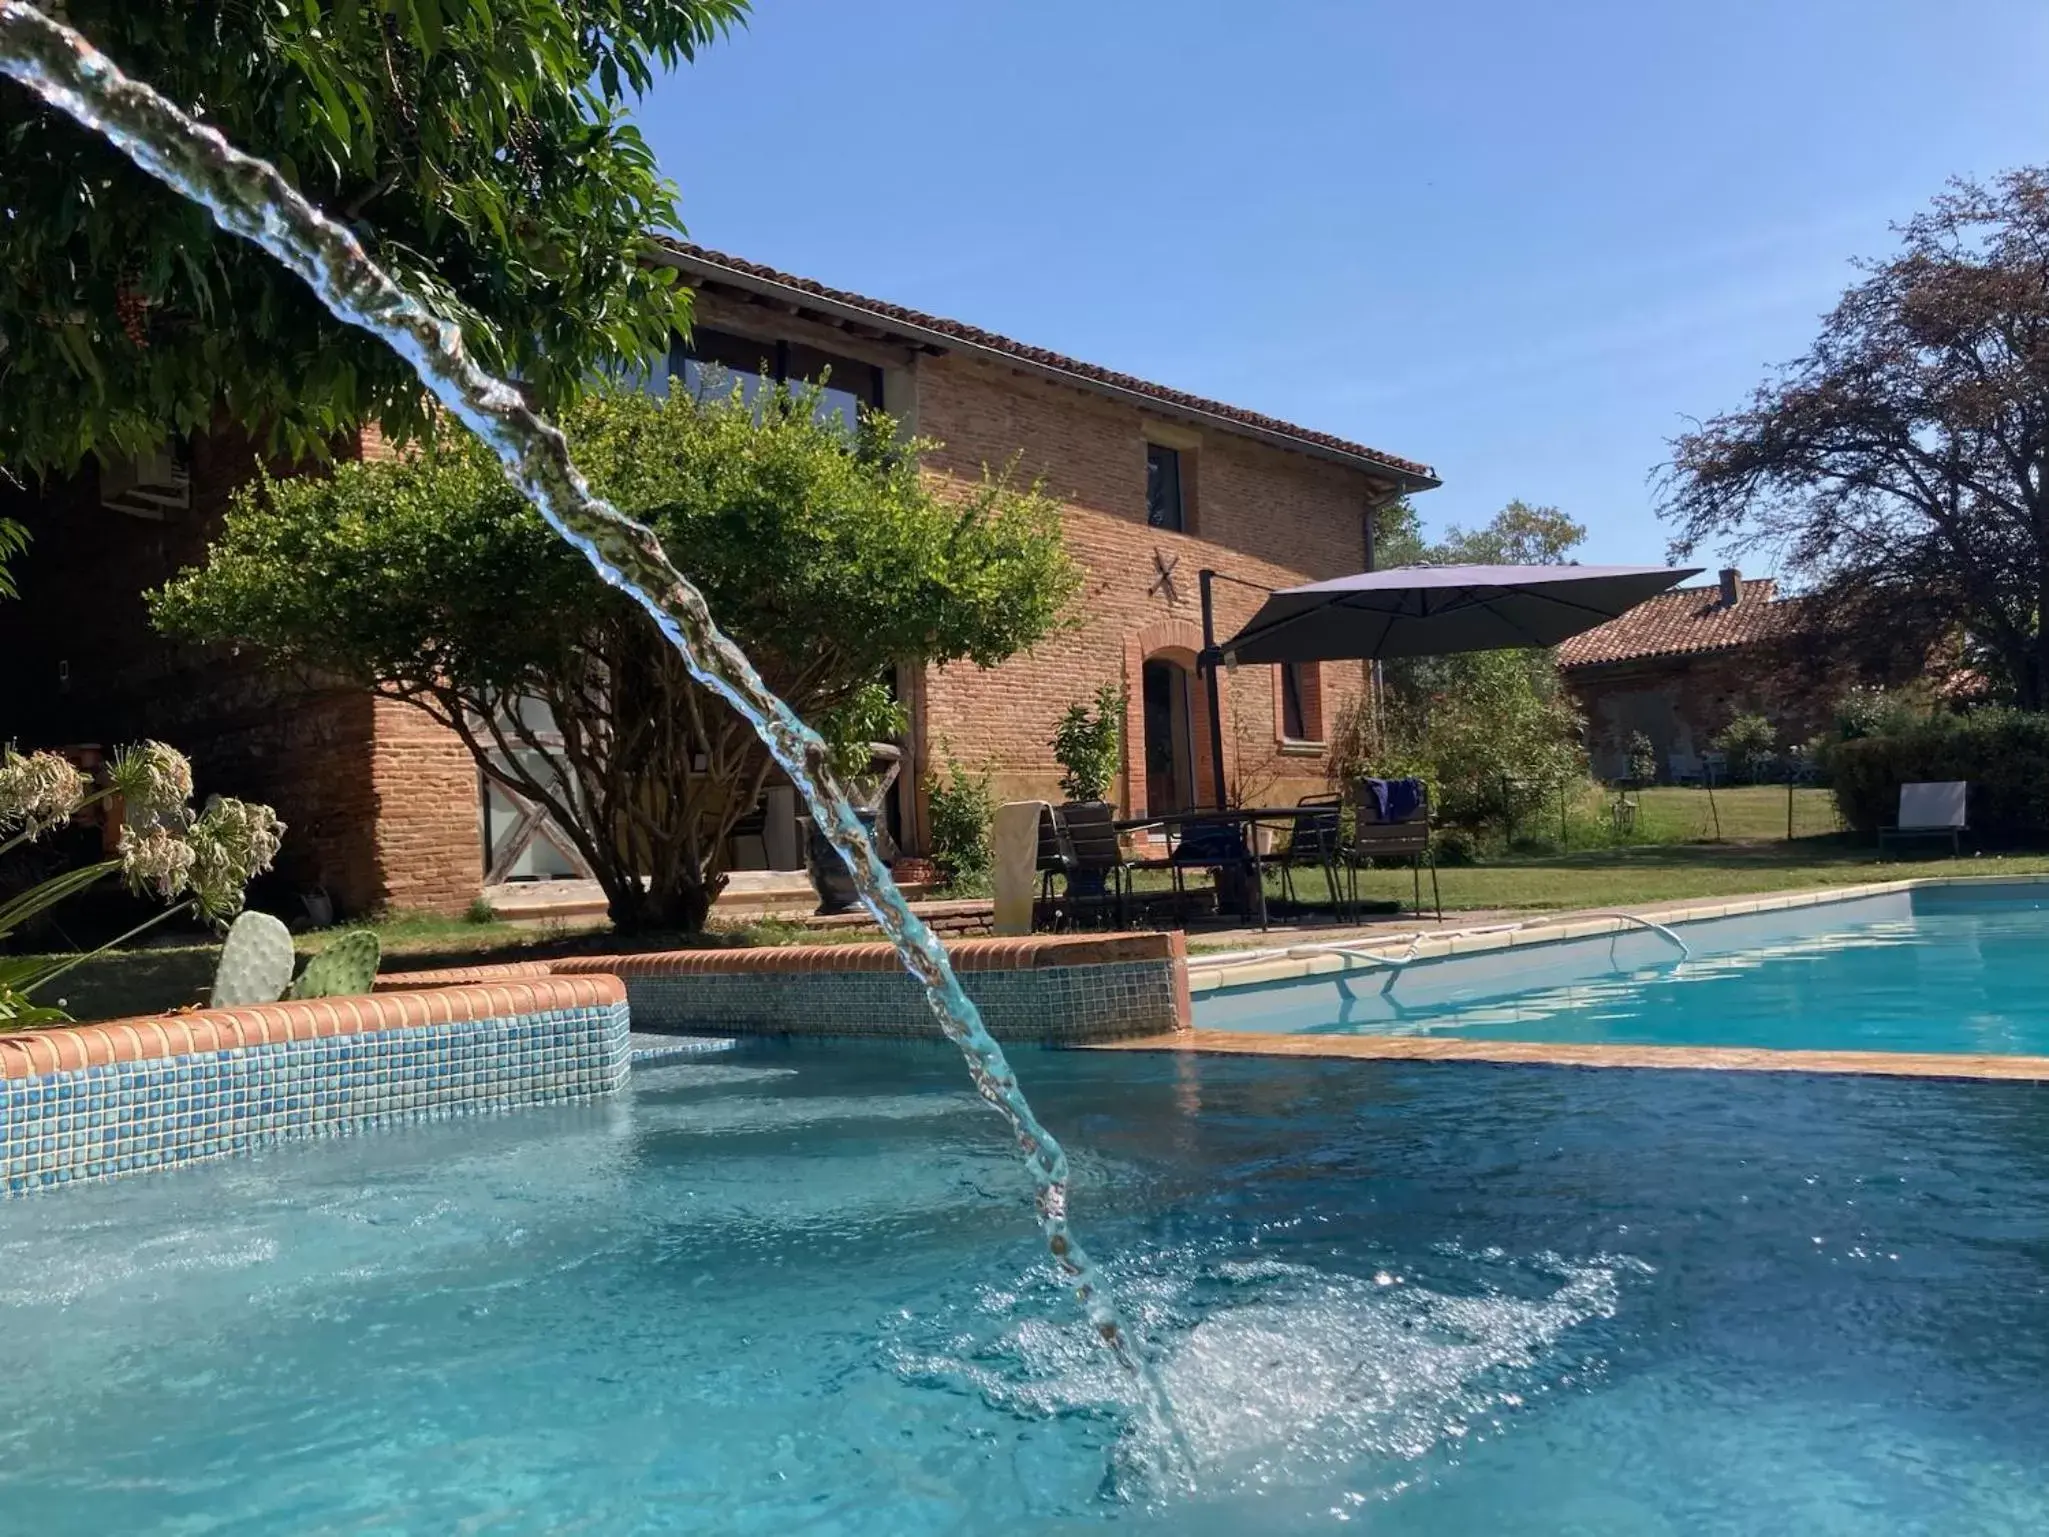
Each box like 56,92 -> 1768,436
1218,563 -> 1700,664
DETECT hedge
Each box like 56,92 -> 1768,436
1830,710 -> 2049,837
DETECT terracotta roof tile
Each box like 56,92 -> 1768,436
654,241 -> 1438,486
1557,578 -> 1807,669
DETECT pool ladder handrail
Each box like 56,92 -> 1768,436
1592,911 -> 1693,963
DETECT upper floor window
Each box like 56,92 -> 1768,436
1278,662 -> 1323,745
1146,443 -> 1184,531
666,327 -> 885,432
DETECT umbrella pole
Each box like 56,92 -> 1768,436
1199,569 -> 1231,811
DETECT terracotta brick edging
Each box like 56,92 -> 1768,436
0,975 -> 625,1080
542,930 -> 1182,978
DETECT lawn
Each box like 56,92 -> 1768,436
17,785 -> 2032,1023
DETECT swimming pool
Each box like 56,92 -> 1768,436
1198,883 -> 2049,1056
3,1039 -> 2045,1533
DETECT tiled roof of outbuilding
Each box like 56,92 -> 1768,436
1557,577 -> 1806,668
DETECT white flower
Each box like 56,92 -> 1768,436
108,740 -> 195,829
118,823 -> 196,902
185,796 -> 286,920
0,750 -> 89,840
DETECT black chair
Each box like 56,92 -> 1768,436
1168,817 -> 1267,931
1032,804 -> 1068,930
1341,779 -> 1441,921
1055,801 -> 1131,929
1270,794 -> 1342,912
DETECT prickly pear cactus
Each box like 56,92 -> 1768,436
210,910 -> 296,1007
289,929 -> 381,1000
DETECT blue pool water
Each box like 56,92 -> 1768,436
3,1040 -> 2046,1533
1202,884 -> 2049,1054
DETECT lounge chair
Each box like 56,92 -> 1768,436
1879,781 -> 1968,857
1341,778 -> 1441,921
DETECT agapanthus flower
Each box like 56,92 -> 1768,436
185,796 -> 286,920
108,740 -> 195,829
0,750 -> 89,840
118,823 -> 196,902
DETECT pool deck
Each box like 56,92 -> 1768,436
1085,1029 -> 2049,1083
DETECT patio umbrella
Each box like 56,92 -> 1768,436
1216,563 -> 1700,665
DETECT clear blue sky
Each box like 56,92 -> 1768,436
637,0 -> 2048,568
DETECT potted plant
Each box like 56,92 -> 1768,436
1052,683 -> 1122,807
803,684 -> 908,915
1050,683 -> 1122,899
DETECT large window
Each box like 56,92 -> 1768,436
1146,443 -> 1184,531
668,327 -> 884,431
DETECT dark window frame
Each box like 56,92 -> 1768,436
1146,442 -> 1184,532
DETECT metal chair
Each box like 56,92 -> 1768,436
1271,794 -> 1342,912
1032,804 -> 1067,930
1054,801 -> 1131,929
1341,778 -> 1441,921
1168,817 -> 1267,931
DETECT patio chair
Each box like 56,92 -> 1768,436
1270,794 -> 1342,912
1879,781 -> 1969,857
1167,817 -> 1267,931
1031,804 -> 1068,930
1341,777 -> 1441,921
1700,750 -> 1729,787
1055,801 -> 1131,928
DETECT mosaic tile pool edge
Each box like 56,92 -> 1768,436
618,959 -> 1185,1042
0,997 -> 630,1196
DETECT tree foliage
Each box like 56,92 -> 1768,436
0,0 -> 746,472
150,386 -> 1078,931
1342,501 -> 1588,832
1663,168 -> 2049,707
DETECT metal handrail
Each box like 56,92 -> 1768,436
1595,912 -> 1693,962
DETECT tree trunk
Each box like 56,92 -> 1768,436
602,869 -> 721,934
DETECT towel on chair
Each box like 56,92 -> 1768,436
1386,778 -> 1424,823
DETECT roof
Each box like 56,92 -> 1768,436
1556,577 -> 1806,669
649,241 -> 1439,489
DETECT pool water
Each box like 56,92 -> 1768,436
3,1040 -> 2046,1533
1205,886 -> 2049,1055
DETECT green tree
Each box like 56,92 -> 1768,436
1664,169 -> 2049,706
0,0 -> 746,473
151,386 -> 1078,931
1344,501 -> 1590,833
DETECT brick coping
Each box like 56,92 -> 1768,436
379,931 -> 1185,987
0,975 -> 626,1080
1089,1029 -> 2049,1084
1183,875 -> 2047,996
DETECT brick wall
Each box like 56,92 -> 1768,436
0,426 -> 483,919
1568,646 -> 1849,781
907,350 -> 1381,837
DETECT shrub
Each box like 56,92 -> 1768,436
1829,709 -> 2049,836
1714,713 -> 1777,779
1052,683 -> 1122,803
1626,731 -> 1658,785
926,754 -> 995,886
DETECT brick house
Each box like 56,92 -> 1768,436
1558,567 -> 1832,780
0,246 -> 1437,916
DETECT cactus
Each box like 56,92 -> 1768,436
289,929 -> 381,999
210,910 -> 296,1006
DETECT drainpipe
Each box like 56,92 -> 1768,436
1363,485 -> 1405,752
1198,568 -> 1230,811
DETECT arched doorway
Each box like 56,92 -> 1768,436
1142,657 -> 1197,814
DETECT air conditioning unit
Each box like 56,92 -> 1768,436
100,443 -> 191,521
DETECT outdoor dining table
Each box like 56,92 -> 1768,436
1112,806 -> 1315,922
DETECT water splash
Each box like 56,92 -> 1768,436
0,0 -> 1173,1447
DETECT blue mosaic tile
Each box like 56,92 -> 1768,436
0,999 -> 629,1196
